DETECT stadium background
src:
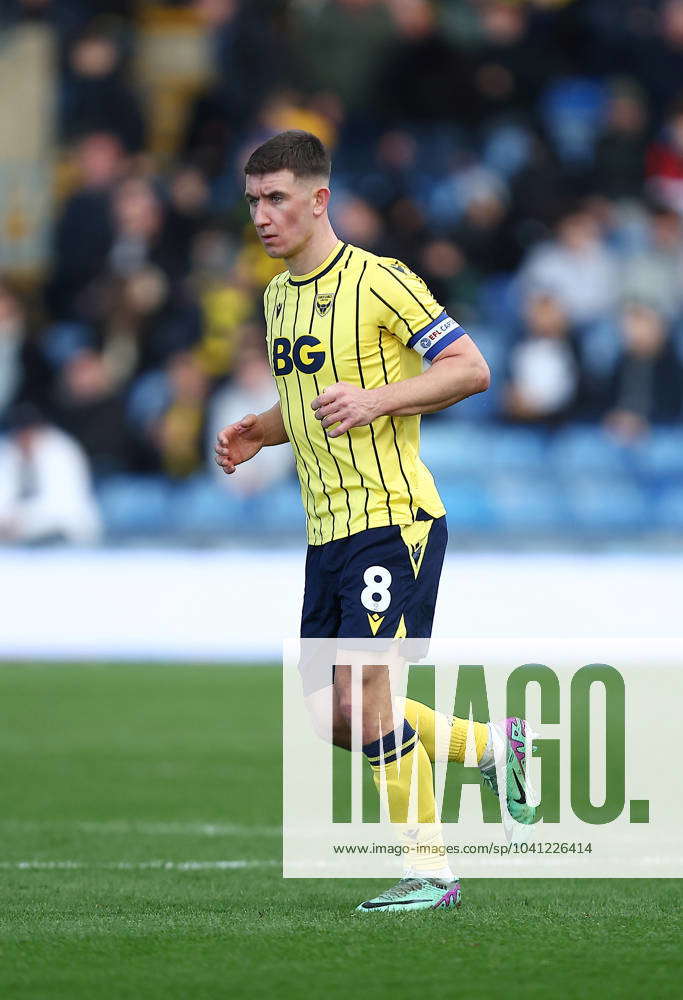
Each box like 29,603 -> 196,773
1,3 -> 682,997
2,0 -> 683,657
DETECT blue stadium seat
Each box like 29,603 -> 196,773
477,275 -> 521,331
549,425 -> 628,475
633,427 -> 683,481
487,427 -> 547,471
564,475 -> 648,531
439,479 -> 496,530
256,481 -> 306,535
169,475 -> 242,535
97,476 -> 172,538
482,122 -> 533,179
420,422 -> 494,478
540,77 -> 607,166
487,473 -> 567,531
654,484 -> 683,530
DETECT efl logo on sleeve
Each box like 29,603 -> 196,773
410,314 -> 461,359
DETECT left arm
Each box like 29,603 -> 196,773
312,335 -> 490,438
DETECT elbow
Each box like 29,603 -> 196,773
471,358 -> 491,396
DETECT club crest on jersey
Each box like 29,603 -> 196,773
315,292 -> 334,317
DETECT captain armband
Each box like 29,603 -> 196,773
407,312 -> 465,362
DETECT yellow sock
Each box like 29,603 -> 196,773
364,721 -> 435,823
404,698 -> 489,764
364,721 -> 449,876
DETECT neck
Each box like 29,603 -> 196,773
286,223 -> 339,276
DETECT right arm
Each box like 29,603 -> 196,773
215,401 -> 288,475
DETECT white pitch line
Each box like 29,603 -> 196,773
0,820 -> 281,837
0,859 -> 279,871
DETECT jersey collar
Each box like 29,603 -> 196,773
287,241 -> 348,286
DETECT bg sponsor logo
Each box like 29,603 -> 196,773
273,336 -> 326,375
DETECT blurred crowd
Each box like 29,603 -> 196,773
3,0 -> 683,542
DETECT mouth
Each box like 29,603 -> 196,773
261,233 -> 277,244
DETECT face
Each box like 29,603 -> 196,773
113,179 -> 161,239
623,306 -> 666,357
245,170 -> 328,260
526,293 -> 568,339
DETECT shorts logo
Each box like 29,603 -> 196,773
367,612 -> 385,636
315,293 -> 334,317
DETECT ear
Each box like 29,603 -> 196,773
312,186 -> 331,218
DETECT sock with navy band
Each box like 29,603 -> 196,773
363,720 -> 453,878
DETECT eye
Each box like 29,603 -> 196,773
271,194 -> 283,204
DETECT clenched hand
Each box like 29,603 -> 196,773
311,382 -> 379,437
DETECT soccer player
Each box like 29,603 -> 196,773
215,130 -> 534,912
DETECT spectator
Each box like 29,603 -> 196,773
109,178 -> 173,280
155,352 -> 209,479
208,335 -> 292,497
645,100 -> 683,216
509,135 -> 570,236
520,208 -> 619,325
620,205 -> 683,319
101,264 -> 201,379
0,401 -> 102,544
503,291 -> 581,425
593,79 -> 649,200
48,131 -> 125,320
377,0 -> 473,125
61,28 -> 145,152
355,130 -> 421,215
418,239 -> 479,318
53,349 -> 132,475
333,195 -> 387,255
450,171 -> 522,275
291,0 -> 396,118
184,0 -> 291,176
603,302 -> 683,440
190,244 -> 256,379
163,165 -> 212,276
630,0 -> 683,126
468,0 -> 559,126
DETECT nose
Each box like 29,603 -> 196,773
253,200 -> 270,229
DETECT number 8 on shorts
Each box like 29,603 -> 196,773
361,566 -> 392,613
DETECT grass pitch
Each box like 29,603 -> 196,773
0,664 -> 680,999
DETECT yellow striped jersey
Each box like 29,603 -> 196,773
264,240 -> 464,544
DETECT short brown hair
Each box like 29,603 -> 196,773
244,130 -> 331,182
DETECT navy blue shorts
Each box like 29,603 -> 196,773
299,511 -> 447,691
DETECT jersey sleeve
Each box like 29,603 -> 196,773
369,258 -> 466,362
